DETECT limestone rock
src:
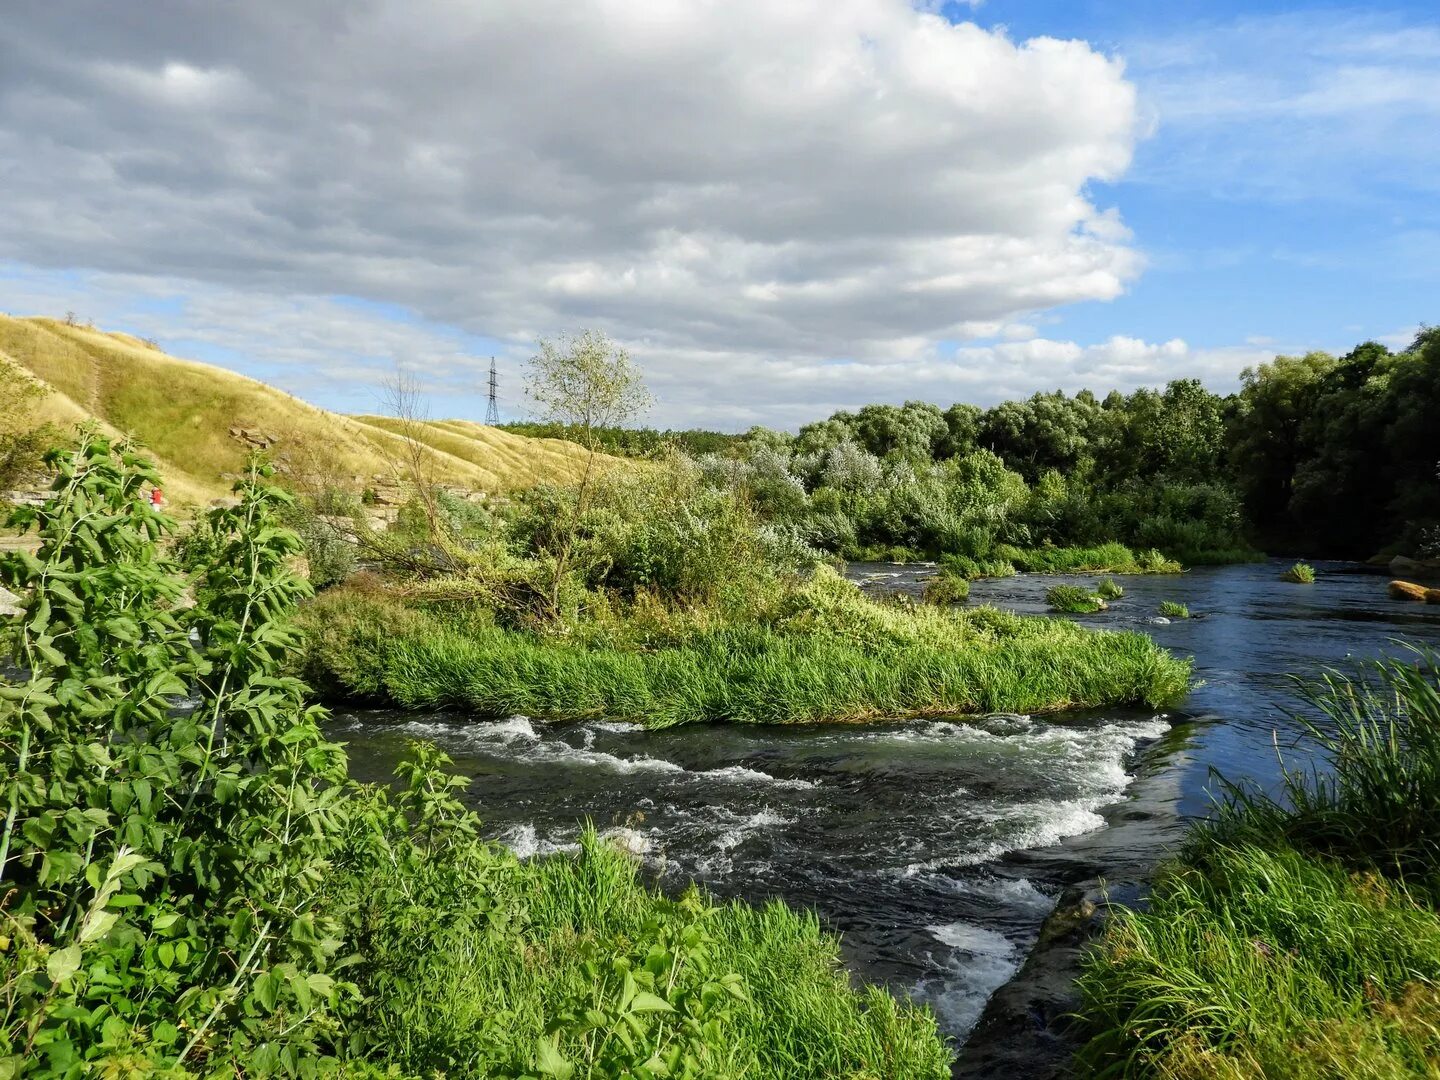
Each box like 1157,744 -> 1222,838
1389,580 -> 1429,602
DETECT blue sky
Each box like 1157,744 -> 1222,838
965,1 -> 1438,357
2,1 -> 1436,428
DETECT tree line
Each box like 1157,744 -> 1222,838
575,328 -> 1439,561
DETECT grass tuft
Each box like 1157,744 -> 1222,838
1157,600 -> 1190,619
1044,584 -> 1108,615
1283,561 -> 1317,584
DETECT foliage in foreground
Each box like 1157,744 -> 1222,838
0,435 -> 950,1078
301,569 -> 1190,726
1077,649 -> 1440,1078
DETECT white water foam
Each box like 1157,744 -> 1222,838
896,715 -> 1172,874
698,764 -> 818,790
915,920 -> 1021,1037
494,823 -> 579,860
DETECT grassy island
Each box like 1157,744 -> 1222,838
301,568 -> 1188,726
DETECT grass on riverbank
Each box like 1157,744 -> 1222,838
939,542 -> 1184,580
301,569 -> 1190,725
1077,649 -> 1440,1077
353,816 -> 951,1079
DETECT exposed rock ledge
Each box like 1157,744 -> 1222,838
953,879 -> 1141,1078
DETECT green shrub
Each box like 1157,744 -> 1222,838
1157,600 -> 1190,618
1043,584 -> 1108,614
1283,561 -> 1317,583
921,569 -> 969,605
1096,577 -> 1124,600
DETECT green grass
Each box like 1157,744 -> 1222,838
921,569 -> 970,605
302,583 -> 1190,727
1157,600 -> 1190,619
1005,543 -> 1183,575
1283,561 -> 1317,584
1096,578 -> 1124,600
1077,649 -> 1440,1078
350,820 -> 951,1079
1044,584 -> 1108,615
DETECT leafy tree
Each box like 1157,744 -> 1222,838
524,329 -> 651,614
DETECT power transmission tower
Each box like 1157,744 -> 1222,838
485,357 -> 500,424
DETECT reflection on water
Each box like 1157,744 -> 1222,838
329,558 -> 1440,1045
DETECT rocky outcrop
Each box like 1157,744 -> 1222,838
1390,580 -> 1431,601
227,425 -> 279,450
956,879 -> 1144,1079
1389,555 -> 1440,580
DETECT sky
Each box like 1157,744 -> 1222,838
1,1 -> 1436,430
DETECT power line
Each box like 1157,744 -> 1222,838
485,356 -> 500,424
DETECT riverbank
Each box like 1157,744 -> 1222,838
1075,650 -> 1440,1075
300,570 -> 1190,726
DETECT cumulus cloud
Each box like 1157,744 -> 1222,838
0,0 -> 1154,425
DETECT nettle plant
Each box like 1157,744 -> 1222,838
0,434 -> 354,1076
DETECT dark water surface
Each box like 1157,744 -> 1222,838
330,559 -> 1440,1047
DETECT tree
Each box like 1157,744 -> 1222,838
379,366 -> 445,538
524,329 -> 651,614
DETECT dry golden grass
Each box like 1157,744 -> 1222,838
0,314 -> 599,512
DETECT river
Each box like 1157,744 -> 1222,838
328,558 -> 1440,1057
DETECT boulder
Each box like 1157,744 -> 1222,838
1389,580 -> 1429,602
0,587 -> 20,617
1389,555 -> 1440,580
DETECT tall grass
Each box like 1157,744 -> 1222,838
302,589 -> 1190,726
1005,543 -> 1183,575
352,826 -> 951,1078
1077,648 -> 1440,1077
1045,584 -> 1107,614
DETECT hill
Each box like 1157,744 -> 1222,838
0,314 -> 598,510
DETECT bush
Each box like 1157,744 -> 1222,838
1283,561 -> 1317,583
1044,584 -> 1107,614
1157,600 -> 1190,618
1096,578 -> 1124,600
921,569 -> 969,605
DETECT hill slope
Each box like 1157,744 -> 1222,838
0,315 -> 596,509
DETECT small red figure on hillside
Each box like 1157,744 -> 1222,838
150,488 -> 164,508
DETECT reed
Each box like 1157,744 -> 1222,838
1077,648 -> 1440,1076
302,589 -> 1191,726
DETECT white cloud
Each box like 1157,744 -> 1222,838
1127,12 -> 1440,200
0,0 -> 1148,424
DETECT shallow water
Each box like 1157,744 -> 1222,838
330,558 -> 1440,1046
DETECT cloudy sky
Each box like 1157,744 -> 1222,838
2,0 -> 1436,429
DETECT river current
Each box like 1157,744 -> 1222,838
329,559 -> 1440,1049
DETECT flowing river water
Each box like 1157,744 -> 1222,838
329,559 -> 1440,1061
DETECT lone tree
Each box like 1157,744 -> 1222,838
524,329 -> 650,613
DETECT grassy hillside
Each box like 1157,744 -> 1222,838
0,314 -> 597,509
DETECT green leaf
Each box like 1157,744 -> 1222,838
628,992 -> 675,1014
46,944 -> 82,985
534,1034 -> 574,1079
